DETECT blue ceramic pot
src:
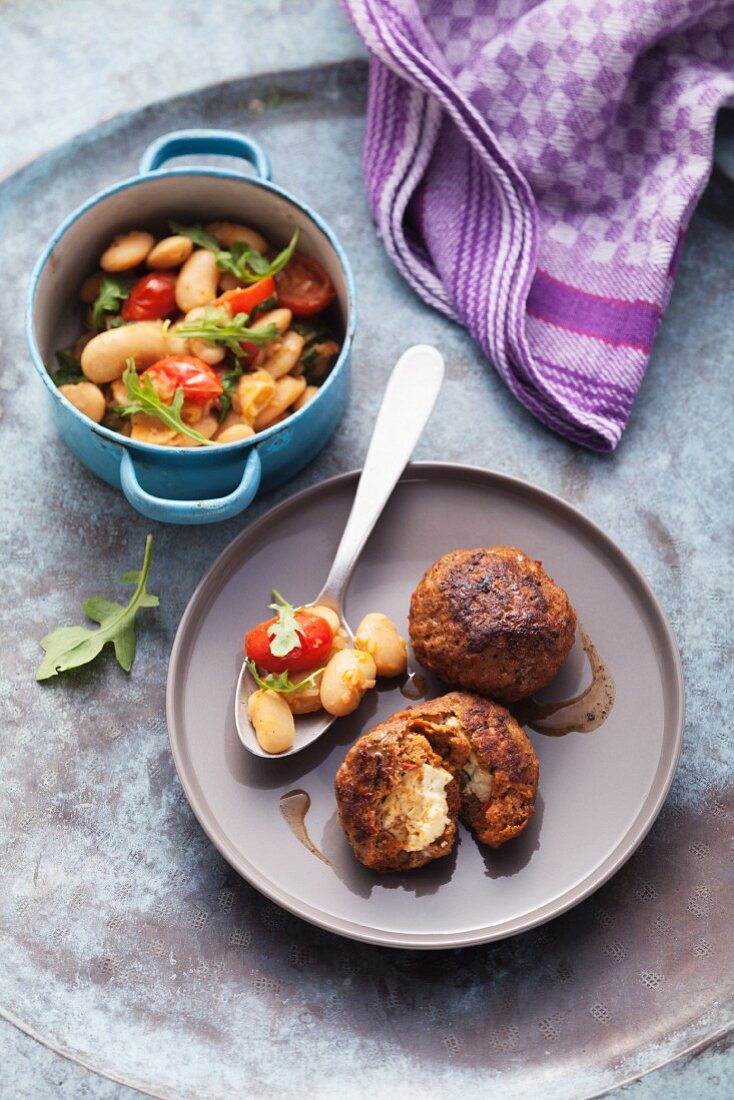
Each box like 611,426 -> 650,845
26,129 -> 356,524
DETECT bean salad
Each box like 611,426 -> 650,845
50,220 -> 342,447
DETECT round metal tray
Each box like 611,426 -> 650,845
1,60 -> 731,1100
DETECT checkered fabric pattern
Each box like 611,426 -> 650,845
340,0 -> 734,449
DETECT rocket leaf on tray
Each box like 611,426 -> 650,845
36,535 -> 159,680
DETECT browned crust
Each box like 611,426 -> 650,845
334,723 -> 461,872
408,546 -> 577,702
458,699 -> 539,847
334,692 -> 539,870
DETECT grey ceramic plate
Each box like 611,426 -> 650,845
167,462 -> 684,949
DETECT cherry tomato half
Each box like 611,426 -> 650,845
214,275 -> 276,316
142,356 -> 223,405
245,610 -> 334,674
121,271 -> 178,321
275,253 -> 336,316
238,341 -> 261,367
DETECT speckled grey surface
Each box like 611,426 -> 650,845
1,49 -> 733,1100
0,0 -> 365,182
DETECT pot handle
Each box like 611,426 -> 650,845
138,129 -> 272,181
120,448 -> 262,525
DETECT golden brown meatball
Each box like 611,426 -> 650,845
334,692 -> 539,870
334,696 -> 471,872
409,546 -> 576,702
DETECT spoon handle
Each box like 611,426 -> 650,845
317,345 -> 444,613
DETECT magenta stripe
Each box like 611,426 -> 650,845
527,270 -> 662,352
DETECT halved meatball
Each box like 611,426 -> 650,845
409,546 -> 577,702
456,697 -> 539,847
334,692 -> 539,870
334,697 -> 470,872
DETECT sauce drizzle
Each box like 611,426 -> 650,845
400,670 -> 428,700
279,789 -> 330,864
514,625 -> 615,736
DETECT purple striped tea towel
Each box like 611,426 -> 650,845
339,0 -> 734,450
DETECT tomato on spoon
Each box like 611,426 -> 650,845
246,608 -> 334,674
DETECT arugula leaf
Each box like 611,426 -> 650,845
91,274 -> 133,332
246,659 -> 324,695
176,310 -> 279,358
48,346 -> 84,386
115,363 -> 217,446
293,320 -> 331,346
266,590 -> 304,657
169,221 -> 221,253
217,364 -> 244,420
36,535 -> 158,680
169,221 -> 300,286
225,230 -> 299,284
249,294 -> 278,320
300,346 -> 321,386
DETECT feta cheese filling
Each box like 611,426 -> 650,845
462,752 -> 493,803
382,764 -> 453,851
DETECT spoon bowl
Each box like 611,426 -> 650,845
234,344 -> 445,757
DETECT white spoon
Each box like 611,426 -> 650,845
235,344 -> 445,757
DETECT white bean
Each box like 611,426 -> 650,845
175,249 -> 219,312
355,613 -> 408,677
130,413 -> 177,446
58,382 -> 106,423
109,377 -> 128,405
217,270 -> 244,292
171,414 -> 219,447
219,272 -> 243,292
81,321 -> 169,384
309,605 -> 341,635
146,235 -> 193,269
206,220 -> 269,253
232,370 -> 276,425
216,409 -> 245,433
306,340 -> 341,381
254,375 -> 306,430
248,689 -> 295,754
329,627 -> 349,657
261,331 -> 305,380
293,385 -> 319,412
216,423 -> 255,444
80,272 -> 104,303
252,307 -> 292,336
285,670 -> 324,715
319,649 -> 377,717
181,306 -> 226,364
100,231 -> 155,272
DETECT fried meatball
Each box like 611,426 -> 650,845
456,697 -> 539,848
334,696 -> 471,872
334,692 -> 539,870
409,546 -> 577,702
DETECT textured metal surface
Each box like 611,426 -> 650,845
1,61 -> 732,1100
